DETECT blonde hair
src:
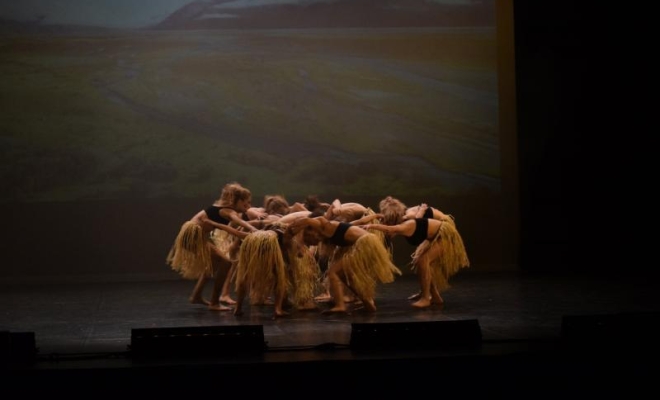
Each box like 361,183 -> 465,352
219,182 -> 252,206
264,194 -> 290,215
378,196 -> 406,226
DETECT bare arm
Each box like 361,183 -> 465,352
350,213 -> 384,226
363,220 -> 416,237
416,203 -> 429,218
247,207 -> 268,220
362,223 -> 393,233
222,209 -> 259,232
289,202 -> 308,212
199,214 -> 250,239
324,199 -> 341,219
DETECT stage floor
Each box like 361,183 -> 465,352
2,269 -> 659,355
3,269 -> 659,395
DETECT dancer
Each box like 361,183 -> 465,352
363,211 -> 470,309
289,213 -> 402,314
166,182 -> 258,311
233,225 -> 321,318
316,199 -> 375,303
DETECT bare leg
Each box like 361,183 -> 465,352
358,298 -> 376,313
208,259 -> 232,311
411,262 -> 432,309
343,281 -> 374,312
219,263 -> 237,305
343,282 -> 357,303
314,274 -> 332,302
272,286 -> 289,319
314,253 -> 331,303
189,274 -> 210,305
322,267 -> 349,314
431,283 -> 444,307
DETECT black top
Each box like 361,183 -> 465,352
204,205 -> 232,225
328,222 -> 352,247
405,218 -> 428,246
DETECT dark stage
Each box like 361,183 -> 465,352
2,270 -> 659,396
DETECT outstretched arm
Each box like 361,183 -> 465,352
225,210 -> 259,233
362,223 -> 392,233
200,215 -> 250,239
350,213 -> 384,226
363,220 -> 415,237
246,207 -> 268,220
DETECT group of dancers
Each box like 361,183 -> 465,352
166,182 -> 470,318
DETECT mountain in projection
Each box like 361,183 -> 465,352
152,0 -> 495,30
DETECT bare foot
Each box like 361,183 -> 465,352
353,299 -> 376,313
272,310 -> 290,319
411,298 -> 432,309
219,296 -> 236,305
314,293 -> 332,303
208,304 -> 233,311
190,296 -> 210,306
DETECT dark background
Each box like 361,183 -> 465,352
514,1 -> 635,275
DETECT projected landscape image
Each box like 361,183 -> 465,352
0,0 -> 497,203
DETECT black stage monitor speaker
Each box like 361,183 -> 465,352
561,312 -> 660,353
130,325 -> 266,358
0,331 -> 37,366
350,319 -> 482,352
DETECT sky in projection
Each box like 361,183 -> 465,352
0,0 -> 475,29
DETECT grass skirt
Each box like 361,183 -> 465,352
234,230 -> 288,303
210,229 -> 237,260
285,241 -> 322,308
411,219 -> 470,292
333,234 -> 402,301
166,221 -> 212,280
